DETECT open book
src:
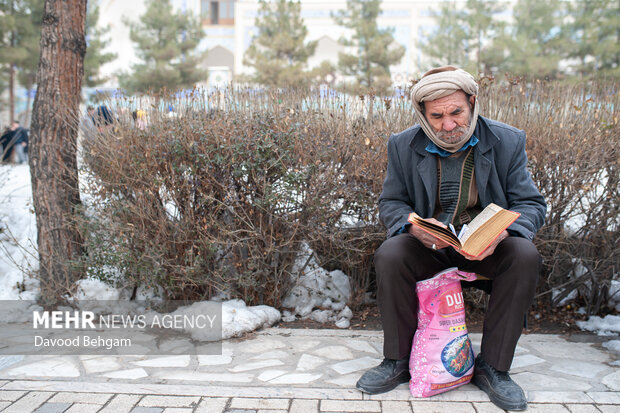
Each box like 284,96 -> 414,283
407,203 -> 520,257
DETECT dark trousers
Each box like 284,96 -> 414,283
375,233 -> 541,371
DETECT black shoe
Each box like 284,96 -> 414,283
355,358 -> 410,394
472,354 -> 527,411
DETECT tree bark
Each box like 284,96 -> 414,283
29,0 -> 87,304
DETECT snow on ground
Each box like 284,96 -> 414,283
0,164 -> 39,300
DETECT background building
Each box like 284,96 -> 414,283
95,0 -> 478,89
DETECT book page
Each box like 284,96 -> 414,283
459,203 -> 503,245
408,212 -> 461,248
461,206 -> 520,257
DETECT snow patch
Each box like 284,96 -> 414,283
0,165 -> 39,301
281,242 -> 353,328
603,340 -> 620,366
576,315 -> 620,336
170,299 -> 280,340
75,278 -> 121,301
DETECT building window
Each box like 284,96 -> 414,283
202,0 -> 234,25
201,0 -> 209,18
210,1 -> 219,24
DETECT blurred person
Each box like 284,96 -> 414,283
94,105 -> 115,132
11,121 -> 29,164
0,125 -> 14,162
132,109 -> 148,130
81,105 -> 97,137
355,66 -> 546,411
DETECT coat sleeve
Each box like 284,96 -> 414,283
505,131 -> 547,240
378,134 -> 415,237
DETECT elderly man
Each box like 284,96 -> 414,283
356,66 -> 546,411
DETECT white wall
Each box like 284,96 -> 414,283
96,0 -> 148,88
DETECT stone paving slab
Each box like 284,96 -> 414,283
0,389 -> 616,412
0,328 -> 616,412
64,403 -> 104,413
99,394 -> 142,413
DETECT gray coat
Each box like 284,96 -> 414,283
378,116 -> 546,240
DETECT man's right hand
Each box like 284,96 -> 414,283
407,218 -> 452,250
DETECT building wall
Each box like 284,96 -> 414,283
95,0 -> 480,89
97,0 -> 148,88
233,0 -> 452,81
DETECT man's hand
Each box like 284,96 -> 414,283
460,230 -> 509,261
408,218 -> 452,251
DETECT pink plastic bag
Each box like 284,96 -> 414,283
409,267 -> 477,397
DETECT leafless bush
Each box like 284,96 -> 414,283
79,88 -> 402,305
78,81 -> 618,315
478,79 -> 619,315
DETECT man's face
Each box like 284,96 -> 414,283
423,90 -> 475,144
10,122 -> 19,130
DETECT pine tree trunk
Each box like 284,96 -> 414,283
9,63 -> 15,123
29,0 -> 87,304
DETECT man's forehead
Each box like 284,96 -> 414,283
425,90 -> 468,105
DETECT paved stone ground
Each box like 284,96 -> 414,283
0,328 -> 618,412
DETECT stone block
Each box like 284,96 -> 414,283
138,395 -> 200,408
229,397 -> 290,410
320,399 -> 381,412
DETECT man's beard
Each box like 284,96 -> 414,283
435,112 -> 474,145
436,125 -> 469,144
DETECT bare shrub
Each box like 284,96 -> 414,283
78,81 -> 618,315
79,89 -> 405,305
478,79 -> 619,315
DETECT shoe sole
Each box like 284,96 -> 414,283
472,374 -> 527,411
355,371 -> 410,395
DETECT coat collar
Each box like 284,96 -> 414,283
407,116 -> 501,211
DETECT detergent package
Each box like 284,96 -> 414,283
409,267 -> 477,397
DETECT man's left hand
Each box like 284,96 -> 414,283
459,230 -> 509,261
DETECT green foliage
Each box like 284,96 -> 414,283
84,2 -> 117,87
332,0 -> 405,95
0,0 -> 42,114
421,0 -> 618,80
418,2 -> 469,71
13,0 -> 42,93
120,0 -> 206,94
244,0 -> 317,87
419,0 -> 506,76
462,0 -> 507,75
308,60 -> 337,84
502,0 -> 569,79
0,1 -> 31,68
0,0 -> 115,106
563,0 -> 620,78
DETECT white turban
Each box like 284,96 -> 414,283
411,67 -> 479,153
